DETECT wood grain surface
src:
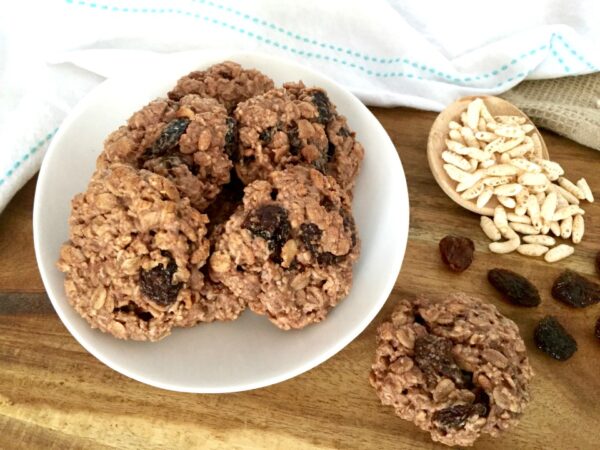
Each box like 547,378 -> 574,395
1,107 -> 599,450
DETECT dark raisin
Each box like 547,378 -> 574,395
300,223 -> 322,255
320,196 -> 336,211
439,235 -> 474,273
114,302 -> 153,321
270,189 -> 278,200
139,257 -> 182,306
242,155 -> 256,164
317,251 -> 341,266
488,268 -> 541,307
433,403 -> 488,430
312,90 -> 332,124
596,251 -> 600,277
287,126 -> 302,156
413,335 -> 467,388
243,204 -> 290,251
340,208 -> 357,248
224,117 -> 237,158
534,316 -> 577,361
259,126 -> 275,144
551,270 -> 600,308
595,317 -> 600,341
338,127 -> 350,137
142,118 -> 190,159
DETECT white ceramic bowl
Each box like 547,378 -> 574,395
33,51 -> 409,393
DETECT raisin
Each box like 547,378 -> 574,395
300,223 -> 346,265
139,256 -> 182,306
596,251 -> 600,277
433,403 -> 488,430
595,317 -> 600,341
320,196 -> 336,211
312,90 -> 332,124
300,223 -> 322,255
287,126 -> 302,156
317,252 -> 342,266
114,303 -> 153,321
259,126 -> 275,144
488,268 -> 541,307
243,205 -> 291,252
338,127 -> 350,137
552,270 -> 600,308
439,235 -> 474,272
142,118 -> 190,159
224,117 -> 237,158
340,208 -> 357,248
534,316 -> 577,361
413,335 -> 468,388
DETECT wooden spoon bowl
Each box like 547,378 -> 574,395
427,95 -> 549,216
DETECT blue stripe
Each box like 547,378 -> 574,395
0,129 -> 58,187
64,0 -> 598,85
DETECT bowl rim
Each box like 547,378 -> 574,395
33,50 -> 409,393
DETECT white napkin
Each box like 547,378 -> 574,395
1,0 -> 599,212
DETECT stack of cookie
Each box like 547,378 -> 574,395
57,61 -> 364,341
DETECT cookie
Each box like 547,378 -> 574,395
370,294 -> 533,447
168,61 -> 275,112
209,166 -> 359,330
100,94 -> 233,210
234,82 -> 364,191
57,164 -> 211,341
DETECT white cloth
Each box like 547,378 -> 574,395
1,0 -> 599,212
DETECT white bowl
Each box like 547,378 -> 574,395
33,50 -> 409,393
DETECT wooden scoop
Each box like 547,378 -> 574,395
427,95 -> 549,216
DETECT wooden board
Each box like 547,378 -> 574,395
0,107 -> 599,450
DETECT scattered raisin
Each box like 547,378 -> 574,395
142,118 -> 190,159
139,257 -> 182,306
243,204 -> 291,252
339,127 -> 350,137
596,251 -> 600,277
439,235 -> 474,272
114,303 -> 153,321
300,223 -> 322,255
433,403 -> 488,430
259,126 -> 275,144
287,126 -> 302,156
300,222 -> 347,265
224,117 -> 237,158
595,317 -> 600,341
317,252 -> 342,266
340,208 -> 357,248
414,335 -> 468,388
534,316 -> 577,361
552,270 -> 600,308
488,268 -> 541,307
312,90 -> 332,124
320,196 -> 336,211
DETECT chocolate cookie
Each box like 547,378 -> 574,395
57,164 -> 211,341
234,82 -> 364,190
209,166 -> 359,329
168,61 -> 275,112
370,294 -> 533,447
100,94 -> 233,210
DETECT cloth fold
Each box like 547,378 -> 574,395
1,0 -> 599,212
